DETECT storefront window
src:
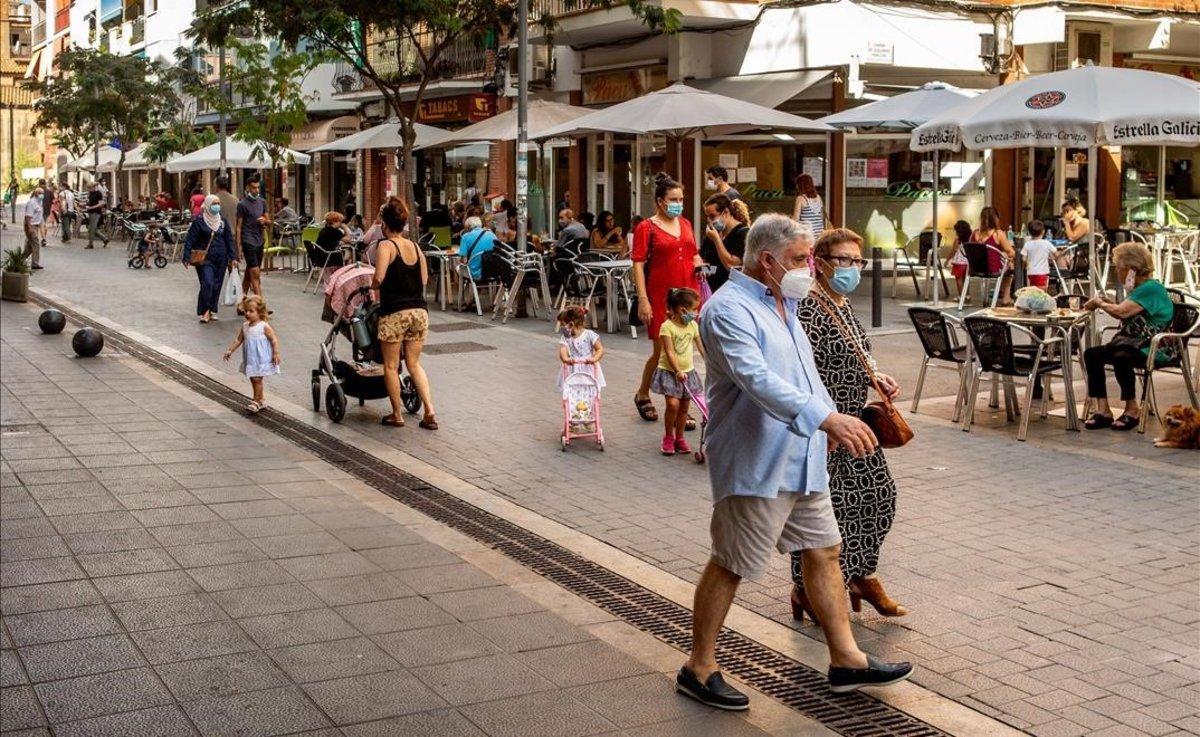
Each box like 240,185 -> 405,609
1164,146 -> 1199,227
844,136 -> 986,252
700,139 -> 825,220
443,143 -> 489,204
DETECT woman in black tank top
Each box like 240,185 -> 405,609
372,198 -> 437,430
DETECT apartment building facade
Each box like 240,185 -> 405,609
1,0 -> 39,189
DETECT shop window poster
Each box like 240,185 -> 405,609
847,158 -> 868,188
866,158 -> 889,187
719,153 -> 740,169
803,158 -> 824,187
736,167 -> 757,183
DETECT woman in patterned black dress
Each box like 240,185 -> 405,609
789,227 -> 908,623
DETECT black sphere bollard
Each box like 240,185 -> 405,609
38,309 -> 66,334
71,328 -> 104,358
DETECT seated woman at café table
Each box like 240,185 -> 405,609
972,206 -> 1017,306
1082,242 -> 1176,432
1060,197 -> 1090,243
316,211 -> 354,251
590,210 -> 624,252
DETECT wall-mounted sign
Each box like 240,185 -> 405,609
582,67 -> 668,106
863,41 -> 894,65
468,94 -> 495,122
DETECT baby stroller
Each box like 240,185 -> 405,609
560,363 -> 604,451
684,383 -> 709,464
313,264 -> 421,423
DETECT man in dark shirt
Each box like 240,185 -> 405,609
235,179 -> 270,298
85,182 -> 108,248
705,166 -> 742,202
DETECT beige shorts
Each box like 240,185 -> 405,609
710,493 -> 842,580
377,308 -> 429,344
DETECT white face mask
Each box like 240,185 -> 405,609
768,254 -> 814,300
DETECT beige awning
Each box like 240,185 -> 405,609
290,115 -> 361,152
22,48 -> 42,80
688,69 -> 832,110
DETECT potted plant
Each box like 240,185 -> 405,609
2,248 -> 31,302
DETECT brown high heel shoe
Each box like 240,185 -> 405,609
790,585 -> 820,625
848,576 -> 908,617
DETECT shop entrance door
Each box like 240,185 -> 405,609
611,141 -> 633,231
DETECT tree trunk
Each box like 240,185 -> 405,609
114,151 -> 127,207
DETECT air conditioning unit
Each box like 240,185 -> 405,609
505,42 -> 555,91
1052,22 -> 1112,71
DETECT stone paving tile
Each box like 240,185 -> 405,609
17,634 -> 147,683
50,704 -> 199,737
302,572 -> 418,607
566,673 -> 717,729
4,604 -> 122,646
183,685 -> 333,736
110,593 -> 228,631
301,671 -> 447,725
428,587 -> 545,622
32,667 -> 174,723
210,582 -> 328,619
340,708 -> 486,737
456,690 -> 619,737
372,624 -> 503,669
155,652 -> 292,702
267,637 -> 401,683
237,608 -> 360,649
0,685 -> 46,731
131,621 -> 259,665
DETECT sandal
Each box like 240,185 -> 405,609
1083,413 -> 1113,430
1111,413 -> 1139,431
246,401 -> 262,414
635,397 -> 658,422
419,415 -> 439,431
381,414 -> 405,427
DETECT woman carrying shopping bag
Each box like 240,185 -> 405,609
183,194 -> 237,324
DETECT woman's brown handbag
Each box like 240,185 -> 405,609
190,230 -> 215,266
812,292 -> 914,448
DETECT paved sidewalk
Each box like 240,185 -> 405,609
0,300 -> 776,737
18,241 -> 1200,736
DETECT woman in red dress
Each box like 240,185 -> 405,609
631,173 -> 703,422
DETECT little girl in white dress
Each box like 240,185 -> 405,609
555,305 -> 605,391
223,294 -> 281,413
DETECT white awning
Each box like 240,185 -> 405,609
290,115 -> 361,152
687,69 -> 832,110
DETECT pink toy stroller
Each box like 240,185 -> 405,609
684,383 -> 709,464
560,362 -> 604,452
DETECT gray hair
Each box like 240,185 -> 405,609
744,214 -> 813,265
464,215 -> 482,230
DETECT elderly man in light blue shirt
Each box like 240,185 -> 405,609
676,214 -> 912,710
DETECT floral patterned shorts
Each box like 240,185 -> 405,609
377,308 -> 429,343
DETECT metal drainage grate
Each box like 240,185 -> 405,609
422,341 -> 496,355
31,295 -> 948,737
429,321 -> 493,333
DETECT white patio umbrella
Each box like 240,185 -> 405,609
912,64 -> 1200,296
821,82 -> 978,303
310,120 -> 448,153
96,145 -> 160,172
165,139 -> 311,173
62,145 -> 122,173
420,99 -> 595,148
536,83 -> 832,179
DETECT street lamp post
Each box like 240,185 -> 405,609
7,103 -> 16,223
515,0 -> 529,253
219,44 -> 227,177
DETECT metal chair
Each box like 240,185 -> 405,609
1051,234 -> 1110,296
962,316 -> 1064,441
1136,293 -> 1200,433
892,232 -> 945,299
491,247 -> 551,323
907,307 -> 972,422
959,242 -> 1008,310
1160,232 -> 1198,292
456,246 -> 506,316
302,239 -> 348,293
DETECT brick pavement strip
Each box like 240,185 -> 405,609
13,246 -> 1200,736
0,301 -> 775,737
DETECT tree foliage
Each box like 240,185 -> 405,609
189,1 -> 677,210
29,48 -> 176,198
140,48 -> 217,165
186,39 -> 332,170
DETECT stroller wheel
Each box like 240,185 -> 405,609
693,450 -> 706,464
560,435 -> 568,451
311,377 -> 321,412
325,383 -> 347,423
401,376 -> 422,415
154,255 -> 168,269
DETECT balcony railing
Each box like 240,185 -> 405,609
130,16 -> 144,46
7,1 -> 31,22
332,31 -> 490,95
533,0 -> 594,18
9,27 -> 31,59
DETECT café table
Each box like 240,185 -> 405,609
423,247 -> 458,311
578,259 -> 633,334
969,305 -> 1094,431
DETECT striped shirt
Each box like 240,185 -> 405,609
796,196 -> 825,237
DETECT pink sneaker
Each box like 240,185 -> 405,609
674,437 -> 692,454
660,436 -> 676,455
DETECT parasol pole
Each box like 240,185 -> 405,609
930,148 -> 941,305
1087,145 -> 1097,298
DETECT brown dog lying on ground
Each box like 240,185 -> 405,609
1154,405 -> 1200,449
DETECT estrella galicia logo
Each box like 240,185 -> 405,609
1025,91 -> 1066,110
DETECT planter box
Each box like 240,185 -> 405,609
1,270 -> 29,302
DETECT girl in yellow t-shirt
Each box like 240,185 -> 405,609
650,288 -> 705,455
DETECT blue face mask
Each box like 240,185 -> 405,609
680,311 -> 696,325
208,204 -> 221,215
665,202 -> 684,218
829,266 -> 861,295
